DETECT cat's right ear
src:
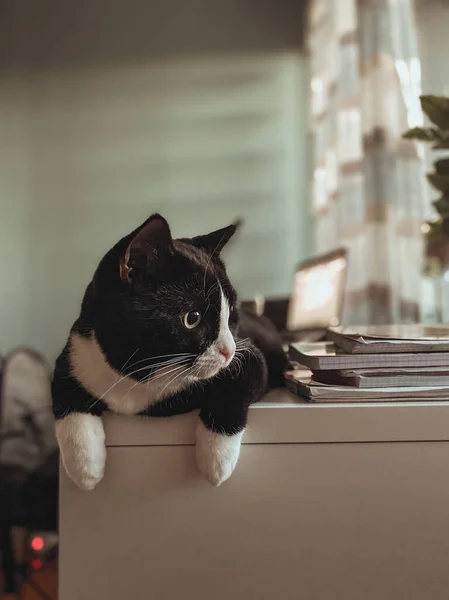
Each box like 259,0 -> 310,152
119,214 -> 173,283
189,219 -> 242,256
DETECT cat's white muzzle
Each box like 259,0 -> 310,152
194,340 -> 236,380
194,292 -> 236,380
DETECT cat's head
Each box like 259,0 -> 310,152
80,214 -> 240,383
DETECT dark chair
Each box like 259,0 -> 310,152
240,296 -> 290,331
0,348 -> 58,597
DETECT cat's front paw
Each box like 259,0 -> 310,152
62,446 -> 106,491
196,420 -> 244,486
55,413 -> 106,491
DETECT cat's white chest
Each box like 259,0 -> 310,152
95,374 -> 155,415
69,333 -> 188,415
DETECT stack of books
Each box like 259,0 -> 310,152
286,325 -> 449,403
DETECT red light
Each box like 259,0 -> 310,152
31,537 -> 45,552
31,558 -> 43,570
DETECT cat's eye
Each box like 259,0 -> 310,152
183,310 -> 202,330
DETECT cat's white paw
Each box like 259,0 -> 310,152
196,420 -> 244,486
56,413 -> 106,491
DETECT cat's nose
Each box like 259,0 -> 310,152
219,345 -> 235,362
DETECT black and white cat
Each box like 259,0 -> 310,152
52,214 -> 268,491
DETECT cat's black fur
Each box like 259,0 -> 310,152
52,214 -> 289,488
239,309 -> 291,388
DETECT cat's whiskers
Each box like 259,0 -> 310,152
235,339 -> 252,358
133,356 -> 192,374
244,345 -> 259,361
89,357 -> 190,411
122,352 -> 195,375
189,361 -> 200,377
119,348 -> 140,374
158,363 -> 196,397
205,280 -> 236,308
206,279 -> 233,302
236,337 -> 251,348
231,353 -> 244,378
120,360 -> 192,407
142,361 -> 186,389
86,363 -> 157,412
143,359 -> 192,386
121,376 -> 148,410
205,279 -> 222,302
140,363 -> 193,405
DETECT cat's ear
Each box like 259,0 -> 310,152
190,220 -> 241,256
119,214 -> 173,283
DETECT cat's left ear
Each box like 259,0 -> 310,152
119,214 -> 173,283
190,220 -> 241,256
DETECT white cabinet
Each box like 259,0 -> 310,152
59,393 -> 449,600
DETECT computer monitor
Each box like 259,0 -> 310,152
286,248 -> 347,332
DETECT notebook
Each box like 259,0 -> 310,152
288,342 -> 449,371
312,367 -> 449,389
326,324 -> 449,354
285,370 -> 449,402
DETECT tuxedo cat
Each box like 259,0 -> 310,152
52,214 -> 268,490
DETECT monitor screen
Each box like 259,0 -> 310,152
286,253 -> 347,331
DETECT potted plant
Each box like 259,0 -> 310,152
403,95 -> 449,271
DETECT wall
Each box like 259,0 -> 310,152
415,0 -> 449,221
1,0 -> 310,362
0,75 -> 31,351
416,0 -> 449,95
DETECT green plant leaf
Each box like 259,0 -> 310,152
432,129 -> 449,148
427,220 -> 447,243
426,255 -> 444,276
443,218 -> 449,238
402,127 -> 440,142
421,95 -> 449,129
433,140 -> 449,149
433,196 -> 449,216
435,158 -> 449,175
427,173 -> 449,192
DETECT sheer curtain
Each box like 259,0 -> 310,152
309,0 -> 427,324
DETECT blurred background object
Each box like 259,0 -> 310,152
309,0 -> 427,325
0,349 -> 58,597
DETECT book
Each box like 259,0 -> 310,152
289,342 -> 449,371
285,369 -> 449,402
326,324 -> 449,354
312,367 -> 449,389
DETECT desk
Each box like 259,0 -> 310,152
59,391 -> 449,600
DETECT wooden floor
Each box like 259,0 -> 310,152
1,567 -> 57,599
